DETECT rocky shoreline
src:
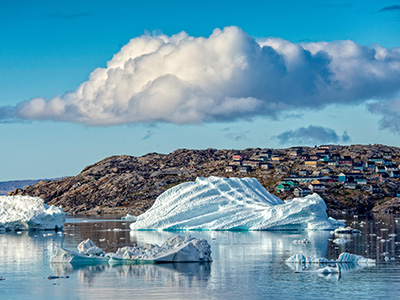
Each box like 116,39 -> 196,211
8,144 -> 400,216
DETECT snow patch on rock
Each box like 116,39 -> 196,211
0,196 -> 65,231
130,176 -> 343,231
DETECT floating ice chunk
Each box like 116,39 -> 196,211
292,239 -> 311,245
287,252 -> 375,265
50,235 -> 212,265
0,196 -> 65,231
121,214 -> 137,221
333,238 -> 349,245
336,253 -> 375,264
108,235 -> 212,263
130,177 -> 343,231
333,227 -> 361,235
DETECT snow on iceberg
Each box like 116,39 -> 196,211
50,235 -> 212,265
0,196 -> 65,231
130,176 -> 344,231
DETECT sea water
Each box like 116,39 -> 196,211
1,215 -> 400,300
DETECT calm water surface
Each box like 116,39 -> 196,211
1,215 -> 400,300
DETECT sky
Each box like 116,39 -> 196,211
1,0 -> 400,181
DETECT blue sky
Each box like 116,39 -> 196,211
1,0 -> 400,181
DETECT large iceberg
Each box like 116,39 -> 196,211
0,195 -> 65,231
130,176 -> 343,231
50,235 -> 212,264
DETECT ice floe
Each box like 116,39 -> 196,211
332,227 -> 361,235
130,176 -> 344,231
0,196 -> 65,231
286,253 -> 376,278
333,238 -> 349,245
50,235 -> 212,265
286,252 -> 375,264
121,214 -> 137,221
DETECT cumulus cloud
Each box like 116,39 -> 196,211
274,125 -> 351,145
2,26 -> 400,126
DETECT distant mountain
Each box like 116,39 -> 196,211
0,179 -> 44,195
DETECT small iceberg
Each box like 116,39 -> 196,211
333,227 -> 361,235
286,253 -> 375,277
121,214 -> 137,221
130,177 -> 344,231
286,252 -> 375,265
50,235 -> 212,265
0,196 -> 65,231
333,238 -> 349,245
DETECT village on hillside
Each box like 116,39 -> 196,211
224,144 -> 400,212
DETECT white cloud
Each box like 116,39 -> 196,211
3,26 -> 400,125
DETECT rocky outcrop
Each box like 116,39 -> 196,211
8,149 -> 238,215
8,145 -> 400,215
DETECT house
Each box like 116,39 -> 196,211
344,181 -> 357,189
261,163 -> 272,170
353,162 -> 364,171
376,165 -> 386,173
258,156 -> 269,162
321,167 -> 332,174
319,145 -> 335,151
390,170 -> 400,178
339,156 -> 353,166
271,155 -> 284,162
330,153 -> 341,161
259,149 -> 272,158
385,165 -> 398,172
328,161 -> 338,167
383,151 -> 392,159
366,185 -> 380,194
242,160 -> 261,167
225,165 -> 236,172
304,160 -> 323,168
368,154 -> 384,164
355,177 -> 367,185
282,176 -> 322,183
379,172 -> 390,181
230,160 -> 242,166
280,180 -> 299,188
298,169 -> 310,176
277,183 -> 291,193
308,183 -> 326,193
384,160 -> 393,166
338,172 -> 365,182
233,154 -> 247,161
365,161 -> 375,170
288,148 -> 303,156
239,166 -> 252,173
294,187 -> 312,197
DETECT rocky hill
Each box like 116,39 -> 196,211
8,145 -> 400,216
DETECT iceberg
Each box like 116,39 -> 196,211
50,235 -> 212,265
286,252 -> 375,264
0,195 -> 65,231
130,176 -> 343,231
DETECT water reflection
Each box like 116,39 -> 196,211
50,261 -> 211,287
1,216 -> 400,300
